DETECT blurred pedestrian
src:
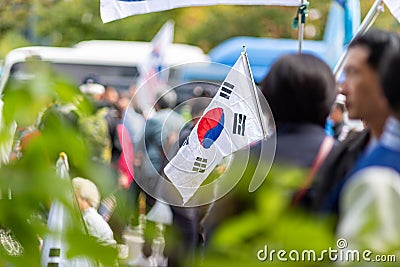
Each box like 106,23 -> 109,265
72,177 -> 116,246
337,33 -> 400,252
128,84 -> 143,116
260,54 -> 336,169
260,54 -> 337,207
312,29 -> 396,214
141,86 -> 184,182
328,102 -> 345,140
79,75 -> 134,243
78,75 -> 117,163
117,91 -> 145,153
104,86 -> 120,105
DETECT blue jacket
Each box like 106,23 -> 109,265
323,117 -> 400,213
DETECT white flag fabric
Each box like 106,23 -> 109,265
384,0 -> 400,22
164,52 -> 265,203
146,200 -> 173,225
101,0 -> 301,23
135,20 -> 174,117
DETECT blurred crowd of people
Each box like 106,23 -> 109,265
2,27 -> 400,266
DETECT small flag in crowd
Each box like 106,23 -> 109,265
384,0 -> 400,23
164,51 -> 266,204
41,153 -> 91,267
98,193 -> 117,222
135,20 -> 174,117
100,0 -> 301,23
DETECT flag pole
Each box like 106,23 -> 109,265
57,152 -> 89,235
333,0 -> 385,80
242,46 -> 269,139
297,0 -> 309,54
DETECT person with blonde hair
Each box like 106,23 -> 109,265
72,177 -> 116,246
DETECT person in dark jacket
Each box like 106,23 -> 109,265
312,29 -> 397,214
336,32 -> 400,251
257,53 -> 337,169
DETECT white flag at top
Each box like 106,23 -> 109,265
164,52 -> 266,204
135,20 -> 174,117
384,0 -> 400,23
100,0 -> 301,23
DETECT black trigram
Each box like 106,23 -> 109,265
192,157 -> 207,173
182,137 -> 189,146
219,82 -> 234,100
233,113 -> 246,136
47,248 -> 61,267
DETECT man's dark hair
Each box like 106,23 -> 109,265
261,54 -> 336,127
190,97 -> 211,117
349,28 -> 400,70
155,87 -> 177,110
380,35 -> 400,115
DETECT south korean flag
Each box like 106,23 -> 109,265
164,51 -> 267,204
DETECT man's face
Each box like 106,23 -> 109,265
117,97 -> 130,111
330,106 -> 343,124
342,46 -> 387,120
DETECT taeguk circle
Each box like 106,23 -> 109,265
197,107 -> 225,149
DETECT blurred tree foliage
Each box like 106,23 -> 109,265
0,60 -> 120,266
199,160 -> 400,267
198,161 -> 332,267
0,0 -> 399,58
0,0 -> 400,266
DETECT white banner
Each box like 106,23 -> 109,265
384,0 -> 400,23
135,20 -> 174,117
164,52 -> 265,203
101,0 -> 301,23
